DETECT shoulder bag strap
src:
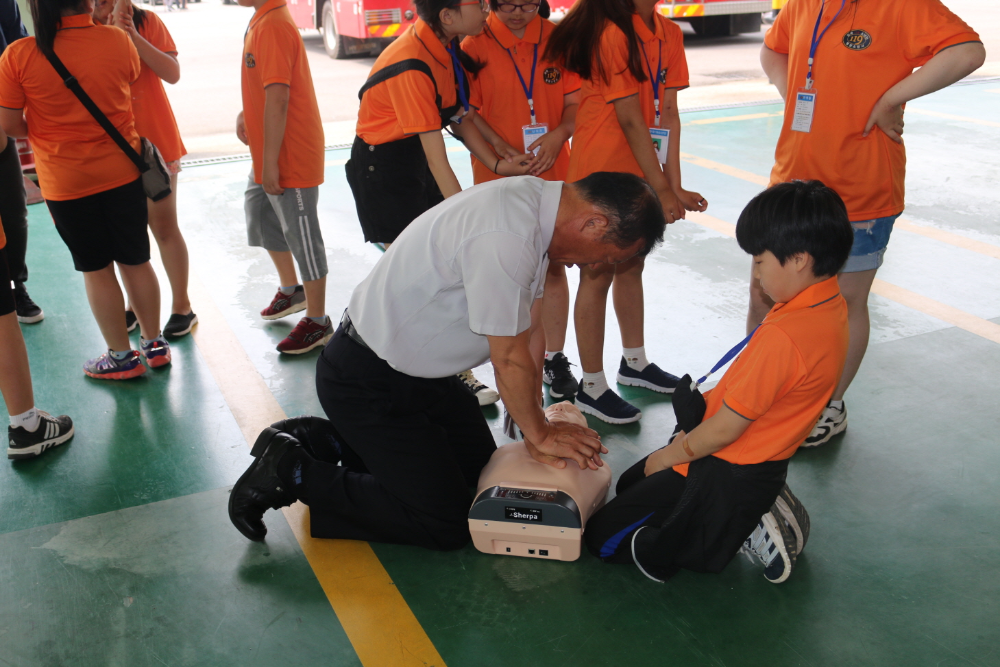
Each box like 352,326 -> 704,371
358,58 -> 442,111
43,49 -> 148,173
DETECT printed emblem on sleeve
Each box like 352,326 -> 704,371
245,53 -> 256,68
842,29 -> 872,51
659,68 -> 668,85
543,67 -> 561,84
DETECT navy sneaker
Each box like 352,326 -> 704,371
574,381 -> 641,424
125,310 -> 138,332
543,353 -> 578,399
741,510 -> 797,584
616,357 -> 680,394
631,526 -> 665,583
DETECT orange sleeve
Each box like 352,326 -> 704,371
720,326 -> 804,422
897,0 -> 981,66
562,68 -> 581,95
140,12 -> 178,54
662,21 -> 688,89
385,69 -> 443,135
0,47 -> 25,109
763,1 -> 792,55
596,24 -> 639,104
255,22 -> 296,88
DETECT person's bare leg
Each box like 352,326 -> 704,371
832,268 -> 877,401
541,263 -> 569,352
611,255 -> 644,349
575,264 -> 615,374
267,250 -> 299,288
302,276 -> 327,319
0,311 -> 34,415
747,259 -> 774,334
119,262 -> 162,341
83,264 -> 132,350
147,174 -> 191,315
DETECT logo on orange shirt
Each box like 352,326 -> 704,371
659,68 -> 668,85
543,67 -> 561,84
842,30 -> 872,51
245,52 -> 256,68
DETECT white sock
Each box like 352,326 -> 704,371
581,372 -> 609,399
10,407 -> 40,432
623,346 -> 649,372
279,285 -> 299,295
544,350 -> 563,360
829,400 -> 844,410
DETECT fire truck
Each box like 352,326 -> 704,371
290,0 -> 787,59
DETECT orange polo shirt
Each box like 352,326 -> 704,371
241,0 -> 325,189
356,19 -> 458,146
765,0 -> 979,222
462,14 -> 580,184
674,276 -> 848,476
567,13 -> 688,180
132,11 -> 186,163
0,14 -> 141,201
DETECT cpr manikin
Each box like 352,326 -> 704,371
469,402 -> 612,561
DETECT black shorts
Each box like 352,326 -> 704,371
0,247 -> 14,317
345,134 -> 444,244
46,177 -> 149,272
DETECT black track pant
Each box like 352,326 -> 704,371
309,327 -> 497,550
0,140 -> 28,284
585,454 -> 788,580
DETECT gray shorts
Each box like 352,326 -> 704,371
244,173 -> 328,282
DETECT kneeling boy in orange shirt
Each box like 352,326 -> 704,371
585,180 -> 853,584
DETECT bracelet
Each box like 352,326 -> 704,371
494,158 -> 501,174
680,434 -> 695,458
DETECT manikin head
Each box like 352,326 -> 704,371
544,401 -> 587,428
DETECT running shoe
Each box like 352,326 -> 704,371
140,337 -> 172,368
616,357 -> 680,394
631,526 -> 666,583
543,353 -> 578,399
772,484 -> 811,554
276,317 -> 334,354
163,312 -> 199,338
125,310 -> 138,332
742,509 -> 797,584
575,381 -> 641,424
803,402 -> 847,447
458,370 -> 500,406
83,350 -> 147,380
13,282 -> 43,324
7,411 -> 74,460
261,286 -> 306,321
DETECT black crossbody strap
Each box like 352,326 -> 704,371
358,58 -> 442,111
43,50 -> 148,173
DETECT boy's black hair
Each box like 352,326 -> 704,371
574,171 -> 665,257
736,180 -> 853,278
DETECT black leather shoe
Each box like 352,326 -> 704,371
229,427 -> 300,542
268,415 -> 343,464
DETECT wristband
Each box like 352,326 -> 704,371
494,158 -> 501,174
680,434 -> 695,458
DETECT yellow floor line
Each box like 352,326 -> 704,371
683,111 -> 783,126
185,272 -> 446,667
679,152 -> 769,187
684,211 -> 1000,346
906,108 -> 1000,128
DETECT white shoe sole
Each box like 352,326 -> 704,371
278,332 -> 333,355
772,494 -> 809,554
616,373 -> 676,394
631,527 -> 665,583
262,302 -> 307,321
575,398 -> 642,425
16,311 -> 44,324
801,415 -> 848,448
476,389 -> 500,406
8,425 -> 75,460
762,512 -> 793,584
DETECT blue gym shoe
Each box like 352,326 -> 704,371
574,380 -> 642,424
616,357 -> 680,394
741,510 -> 797,584
83,350 -> 147,380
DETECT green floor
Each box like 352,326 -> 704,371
2,80 -> 999,666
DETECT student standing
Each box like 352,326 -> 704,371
462,0 -> 581,400
0,0 -> 170,379
756,0 -> 984,446
546,0 -> 706,424
236,0 -> 332,354
93,0 -> 198,337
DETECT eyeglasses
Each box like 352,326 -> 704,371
497,1 -> 539,12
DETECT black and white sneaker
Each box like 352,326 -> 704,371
575,381 -> 641,424
772,484 -> 811,554
125,310 -> 138,332
803,402 -> 847,447
616,357 -> 680,394
163,312 -> 198,338
742,510 -> 797,584
458,370 -> 500,406
543,353 -> 578,399
13,282 -> 43,324
8,411 -> 74,460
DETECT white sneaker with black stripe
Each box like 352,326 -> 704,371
8,411 -> 75,460
741,510 -> 797,584
457,370 -> 500,406
803,402 -> 847,447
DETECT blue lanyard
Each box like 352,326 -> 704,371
806,0 -> 846,89
695,325 -> 759,387
505,43 -> 539,124
639,41 -> 662,126
446,41 -> 471,122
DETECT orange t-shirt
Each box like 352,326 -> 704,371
462,14 -> 581,184
132,11 -> 186,163
674,276 -> 848,476
765,0 -> 979,222
566,13 -> 688,180
241,0 -> 325,189
356,19 -> 458,146
0,14 -> 141,201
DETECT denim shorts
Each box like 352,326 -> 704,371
841,214 -> 899,273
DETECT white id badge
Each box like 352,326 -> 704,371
522,124 -> 548,154
649,127 -> 670,164
791,88 -> 817,133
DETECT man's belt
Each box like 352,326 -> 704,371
340,310 -> 370,350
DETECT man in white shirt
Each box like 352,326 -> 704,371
229,173 -> 666,548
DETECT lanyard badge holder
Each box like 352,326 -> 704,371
792,0 -> 846,133
446,42 -> 472,125
507,44 -> 547,155
640,43 -> 669,164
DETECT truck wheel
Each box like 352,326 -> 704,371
322,2 -> 348,59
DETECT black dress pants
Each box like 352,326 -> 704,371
0,139 -> 28,284
310,327 -> 497,550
